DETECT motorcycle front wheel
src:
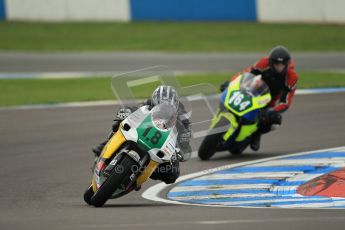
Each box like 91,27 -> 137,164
198,132 -> 224,161
83,185 -> 94,205
90,155 -> 137,207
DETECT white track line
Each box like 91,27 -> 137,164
1,88 -> 345,111
195,172 -> 305,180
170,184 -> 272,193
172,193 -> 276,201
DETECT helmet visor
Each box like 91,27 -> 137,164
151,103 -> 178,130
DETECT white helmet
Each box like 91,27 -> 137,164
151,85 -> 179,109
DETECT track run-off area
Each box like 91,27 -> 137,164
1,90 -> 345,230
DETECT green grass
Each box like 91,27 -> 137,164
0,78 -> 113,107
0,22 -> 345,52
1,72 -> 344,107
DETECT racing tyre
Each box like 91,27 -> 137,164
83,185 -> 94,205
229,146 -> 246,155
90,155 -> 137,207
198,132 -> 224,160
229,139 -> 250,155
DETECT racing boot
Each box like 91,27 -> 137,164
250,132 -> 261,152
92,140 -> 108,157
150,155 -> 180,184
92,121 -> 121,157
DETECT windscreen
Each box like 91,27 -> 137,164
240,73 -> 270,97
151,103 -> 178,130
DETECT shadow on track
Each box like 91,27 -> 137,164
201,150 -> 295,162
96,203 -> 176,208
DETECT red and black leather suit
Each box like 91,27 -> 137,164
235,56 -> 299,113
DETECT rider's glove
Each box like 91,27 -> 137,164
220,81 -> 230,92
115,107 -> 133,120
175,148 -> 184,162
178,129 -> 191,143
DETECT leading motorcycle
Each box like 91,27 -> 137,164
83,103 -> 178,207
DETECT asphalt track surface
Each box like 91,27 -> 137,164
1,52 -> 345,74
1,92 -> 345,230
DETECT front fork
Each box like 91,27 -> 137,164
91,130 -> 127,191
91,152 -> 159,193
210,108 -> 258,144
210,108 -> 239,143
136,160 -> 159,188
90,129 -> 162,192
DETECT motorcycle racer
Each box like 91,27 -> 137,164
92,85 -> 192,184
220,46 -> 299,151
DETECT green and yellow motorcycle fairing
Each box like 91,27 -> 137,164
198,73 -> 271,160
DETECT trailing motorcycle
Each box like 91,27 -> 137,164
198,73 -> 280,160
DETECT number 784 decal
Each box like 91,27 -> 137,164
228,91 -> 253,112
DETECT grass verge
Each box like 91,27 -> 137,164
1,22 -> 345,52
1,72 -> 344,107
